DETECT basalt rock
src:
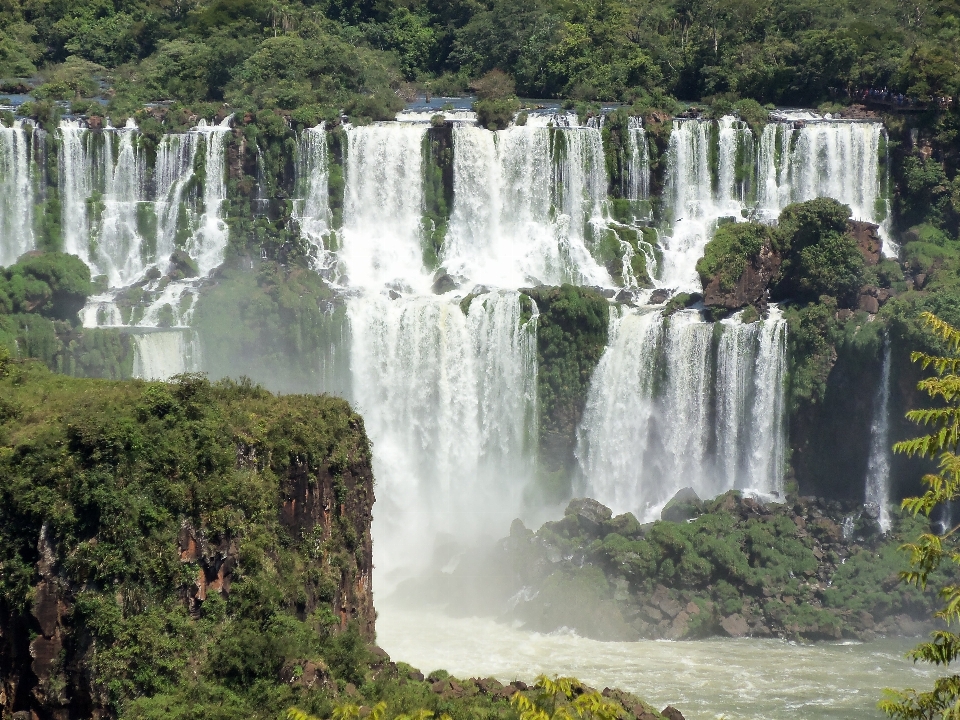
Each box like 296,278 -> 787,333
848,220 -> 883,265
701,241 -> 781,312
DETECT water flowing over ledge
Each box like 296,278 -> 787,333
0,109 -> 894,588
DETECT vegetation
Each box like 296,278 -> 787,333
880,313 -> 960,719
696,222 -> 776,292
487,492 -> 945,642
0,252 -> 137,379
522,285 -> 608,499
4,0 -> 958,115
0,360 -> 374,718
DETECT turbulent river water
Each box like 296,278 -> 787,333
378,606 -> 934,720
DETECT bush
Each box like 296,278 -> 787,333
696,222 -> 773,291
473,96 -> 520,130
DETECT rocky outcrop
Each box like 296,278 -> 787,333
0,373 -> 376,719
848,220 -> 883,265
701,241 -> 781,312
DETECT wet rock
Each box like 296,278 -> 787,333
662,706 -> 686,720
720,613 -> 750,637
565,498 -> 613,536
661,487 -> 702,522
432,272 -> 458,294
168,249 -> 199,280
649,288 -> 671,304
388,289 -> 401,300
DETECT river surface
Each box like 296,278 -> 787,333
377,606 -> 937,720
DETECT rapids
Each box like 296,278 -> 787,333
378,606 -> 935,720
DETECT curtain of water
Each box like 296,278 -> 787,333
293,124 -> 333,267
0,120 -> 36,266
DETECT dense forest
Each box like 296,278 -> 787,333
2,0 -> 959,122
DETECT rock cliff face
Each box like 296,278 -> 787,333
0,363 -> 375,719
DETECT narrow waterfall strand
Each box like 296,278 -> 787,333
865,339 -> 893,532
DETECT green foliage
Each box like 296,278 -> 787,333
696,222 -> 772,291
773,198 -> 864,306
473,97 -> 520,131
881,313 -> 960,719
512,676 -> 620,720
0,362 -> 373,716
523,285 -> 608,494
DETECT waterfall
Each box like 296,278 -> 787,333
188,118 -> 231,277
293,124 -> 333,267
756,119 -> 888,238
443,124 -> 609,288
625,117 -> 650,201
578,308 -> 787,519
59,120 -> 94,267
132,330 -> 200,380
340,123 -> 429,291
865,339 -> 892,532
97,119 -> 147,286
347,290 -> 537,586
0,120 -> 36,266
154,132 -> 200,265
660,117 -> 751,290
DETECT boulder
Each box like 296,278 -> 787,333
432,271 -> 458,294
848,220 -> 882,265
168,249 -> 199,280
650,288 -> 671,304
564,498 -> 613,536
662,707 -> 686,720
701,241 -> 781,312
661,487 -> 703,522
720,613 -> 750,637
858,294 -> 879,314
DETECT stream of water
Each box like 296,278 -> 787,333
378,606 -> 934,720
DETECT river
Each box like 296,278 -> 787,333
378,606 -> 936,720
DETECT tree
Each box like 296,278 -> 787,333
880,312 -> 960,719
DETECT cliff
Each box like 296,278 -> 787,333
0,359 -> 374,718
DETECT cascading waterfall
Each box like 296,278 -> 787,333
578,307 -> 787,520
625,117 -> 650,202
347,290 -> 538,586
443,123 -> 609,288
756,119 -> 888,237
660,117 -> 752,290
0,120 -> 36,266
865,339 -> 893,532
188,118 -> 232,277
293,124 -> 334,269
340,123 -> 429,291
154,131 -> 199,264
97,119 -> 147,286
132,330 -> 200,380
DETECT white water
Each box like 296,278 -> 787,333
293,124 -> 334,270
154,131 -> 200,265
625,116 -> 650,202
443,124 -> 610,288
0,120 -> 36,266
188,118 -> 231,277
378,607 -> 937,720
661,117 -> 752,290
132,330 -> 200,379
348,291 -> 537,588
578,308 -> 787,520
756,119 -> 890,247
341,123 -> 430,291
865,340 -> 893,532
